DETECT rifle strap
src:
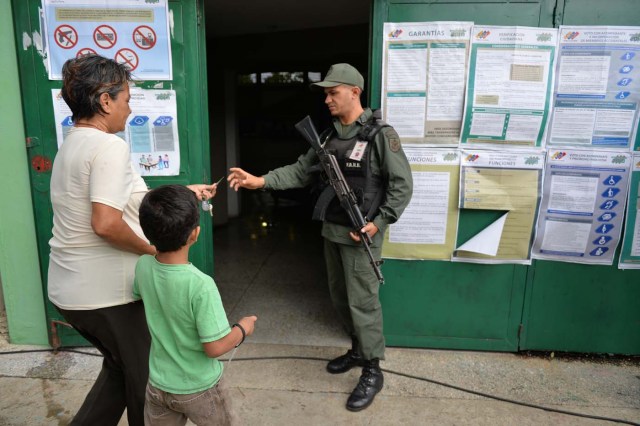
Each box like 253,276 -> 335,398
360,110 -> 389,221
318,127 -> 333,147
357,109 -> 390,145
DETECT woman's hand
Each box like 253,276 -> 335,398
187,183 -> 217,200
91,202 -> 156,255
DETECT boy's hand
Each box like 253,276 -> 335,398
238,315 -> 257,336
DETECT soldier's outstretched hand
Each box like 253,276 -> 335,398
228,167 -> 265,191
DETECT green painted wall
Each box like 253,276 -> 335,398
0,0 -> 48,345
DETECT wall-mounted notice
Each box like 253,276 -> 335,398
460,26 -> 558,148
618,153 -> 640,269
453,149 -> 545,264
382,148 -> 460,260
532,149 -> 631,265
548,26 -> 640,150
381,22 -> 473,146
43,0 -> 172,80
52,87 -> 180,176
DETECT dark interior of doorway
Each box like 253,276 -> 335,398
207,24 -> 369,348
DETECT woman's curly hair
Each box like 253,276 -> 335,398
61,55 -> 131,122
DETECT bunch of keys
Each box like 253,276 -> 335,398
201,198 -> 213,216
201,176 -> 224,217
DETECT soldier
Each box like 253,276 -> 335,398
228,63 -> 413,411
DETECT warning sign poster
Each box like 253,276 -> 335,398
43,0 -> 172,80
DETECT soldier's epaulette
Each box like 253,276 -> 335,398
382,127 -> 401,152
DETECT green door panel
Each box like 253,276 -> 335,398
382,261 -> 526,351
13,0 -> 211,347
560,0 -> 640,25
519,0 -> 640,354
521,257 -> 640,354
372,0 -> 640,354
372,0 -> 556,352
388,2 -> 548,26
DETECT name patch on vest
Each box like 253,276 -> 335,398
349,141 -> 368,161
345,161 -> 362,169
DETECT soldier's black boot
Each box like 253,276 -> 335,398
346,359 -> 384,411
326,336 -> 363,374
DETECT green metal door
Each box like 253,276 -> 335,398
12,0 -> 212,346
519,0 -> 640,355
372,0 -> 640,354
371,0 -> 556,352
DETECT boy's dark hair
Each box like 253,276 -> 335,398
139,185 -> 200,252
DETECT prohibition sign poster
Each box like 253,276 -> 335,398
53,24 -> 78,49
43,0 -> 172,80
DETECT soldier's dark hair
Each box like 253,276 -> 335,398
61,54 -> 131,122
139,185 -> 200,253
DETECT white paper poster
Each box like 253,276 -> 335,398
532,149 -> 631,265
460,26 -> 558,148
382,148 -> 460,260
455,212 -> 508,256
42,0 -> 172,80
453,149 -> 545,264
381,22 -> 473,145
52,87 -> 180,176
548,26 -> 640,150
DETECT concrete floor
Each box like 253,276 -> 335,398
0,200 -> 639,425
213,198 -> 349,349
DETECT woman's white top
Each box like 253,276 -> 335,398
48,127 -> 148,310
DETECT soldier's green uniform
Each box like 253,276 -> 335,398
262,107 -> 413,361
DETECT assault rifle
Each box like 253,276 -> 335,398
294,116 -> 384,284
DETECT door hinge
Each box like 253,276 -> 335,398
26,136 -> 40,148
518,323 -> 524,338
50,319 -> 73,352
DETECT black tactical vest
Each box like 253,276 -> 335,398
315,112 -> 388,227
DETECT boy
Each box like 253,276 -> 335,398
134,184 -> 257,425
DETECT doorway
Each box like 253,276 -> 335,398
203,0 -> 371,347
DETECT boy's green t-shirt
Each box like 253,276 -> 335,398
133,254 -> 231,394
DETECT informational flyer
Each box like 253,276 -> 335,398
381,22 -> 473,145
42,0 -> 172,80
460,26 -> 558,148
532,149 -> 631,265
453,149 -> 545,264
548,26 -> 640,150
52,87 -> 180,176
618,154 -> 640,269
382,148 -> 460,260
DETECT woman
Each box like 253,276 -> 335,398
48,55 -> 216,426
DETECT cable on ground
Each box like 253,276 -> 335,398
0,349 -> 637,425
